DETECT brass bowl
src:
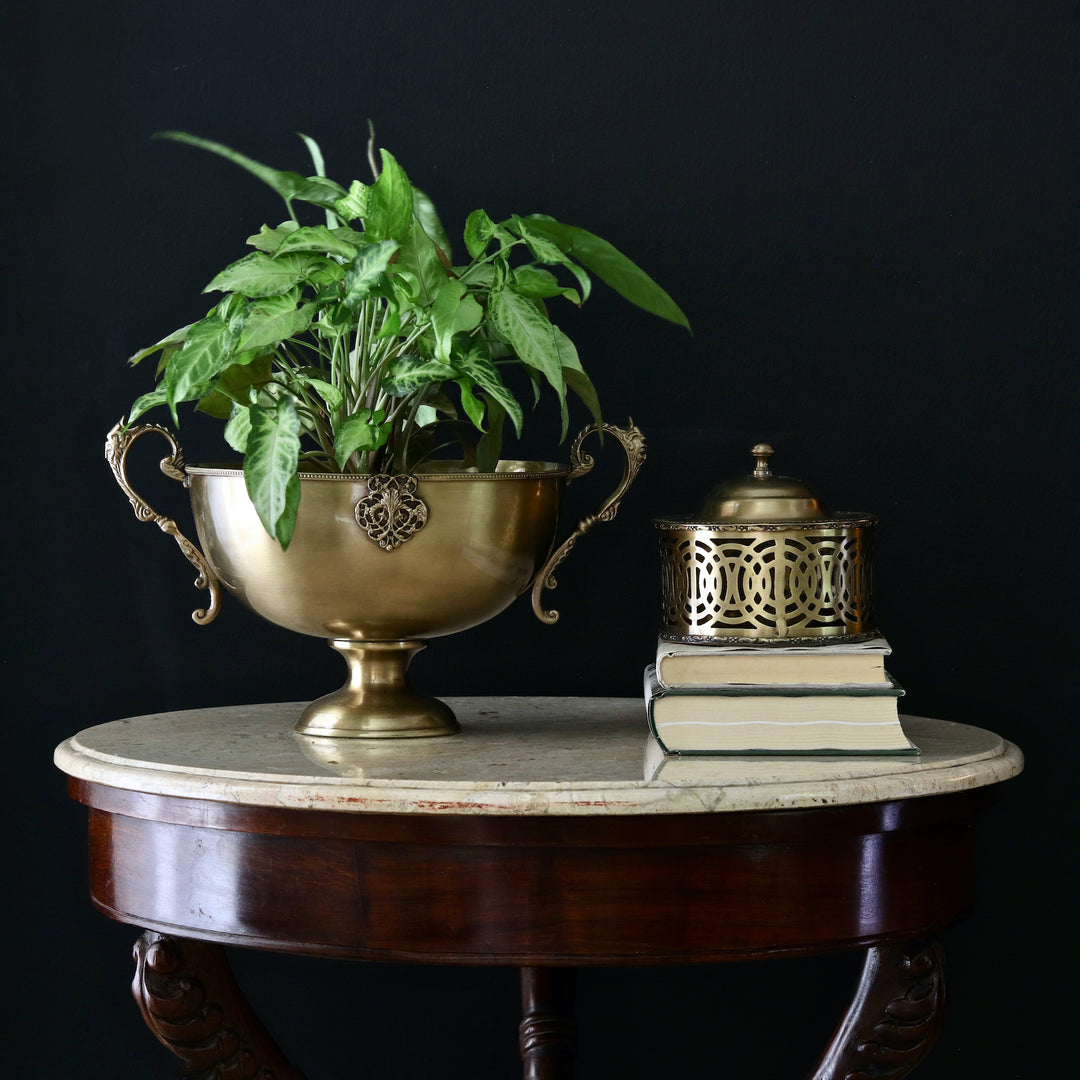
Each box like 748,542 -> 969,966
106,421 -> 645,738
188,464 -> 565,641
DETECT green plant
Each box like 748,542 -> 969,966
127,129 -> 689,547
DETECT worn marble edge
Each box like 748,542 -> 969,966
54,697 -> 1025,816
52,748 -> 1025,816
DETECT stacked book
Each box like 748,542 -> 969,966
644,636 -> 916,756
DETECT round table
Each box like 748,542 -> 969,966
55,697 -> 1022,1079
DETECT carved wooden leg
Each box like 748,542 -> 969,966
132,930 -> 307,1080
810,940 -> 946,1080
519,967 -> 577,1080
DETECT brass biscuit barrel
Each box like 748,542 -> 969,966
655,444 -> 876,644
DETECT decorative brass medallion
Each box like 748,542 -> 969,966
353,474 -> 429,550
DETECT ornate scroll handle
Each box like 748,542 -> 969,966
531,419 -> 647,625
105,420 -> 221,625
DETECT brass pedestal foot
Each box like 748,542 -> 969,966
295,639 -> 460,738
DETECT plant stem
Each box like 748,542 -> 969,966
455,241 -> 525,284
366,120 -> 379,180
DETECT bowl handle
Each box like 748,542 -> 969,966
530,419 -> 647,625
105,421 -> 221,625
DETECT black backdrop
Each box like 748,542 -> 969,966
6,2 -> 1077,1077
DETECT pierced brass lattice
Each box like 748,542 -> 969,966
656,519 -> 875,642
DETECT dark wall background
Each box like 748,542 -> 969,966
6,2 -> 1076,1076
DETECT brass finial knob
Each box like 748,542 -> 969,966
751,443 -> 774,478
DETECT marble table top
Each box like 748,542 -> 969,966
55,697 -> 1023,817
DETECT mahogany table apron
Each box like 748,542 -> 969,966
56,696 -> 1023,1080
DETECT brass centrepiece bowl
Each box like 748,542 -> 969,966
188,464 -> 564,641
107,420 -> 645,738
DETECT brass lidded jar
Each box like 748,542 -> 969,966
654,444 -> 876,644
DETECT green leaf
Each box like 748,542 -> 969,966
343,240 -> 399,308
414,404 -> 439,427
244,288 -> 301,316
164,314 -> 242,415
372,282 -> 407,340
464,209 -> 496,260
333,408 -> 390,469
527,324 -> 599,440
463,209 -> 517,262
246,221 -> 299,254
422,387 -> 458,419
335,179 -> 370,223
302,257 -> 345,288
560,366 -> 601,430
512,265 -> 582,304
244,397 -> 302,547
430,278 -> 483,362
412,187 -> 452,262
296,375 -> 343,414
128,323 -> 193,366
195,353 -> 274,419
204,252 -> 313,298
153,341 -> 186,379
215,291 -> 250,333
364,150 -> 413,242
475,396 -> 507,472
224,402 -> 252,454
381,355 -> 457,396
454,379 -> 487,431
396,219 -> 448,306
310,300 -> 354,339
157,132 -> 347,211
487,281 -> 565,398
552,327 -> 602,432
509,216 -> 592,302
332,225 -> 371,248
274,224 -> 363,261
299,132 -> 326,178
237,301 -> 317,352
454,262 -> 495,290
455,346 -> 524,437
128,386 -> 167,424
519,216 -> 690,330
297,132 -> 340,228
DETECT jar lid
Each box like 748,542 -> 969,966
698,443 -> 827,522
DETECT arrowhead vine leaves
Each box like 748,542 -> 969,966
127,130 -> 689,546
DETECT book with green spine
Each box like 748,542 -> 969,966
643,664 -> 916,756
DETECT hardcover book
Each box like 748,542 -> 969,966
654,636 -> 892,688
643,664 -> 916,756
